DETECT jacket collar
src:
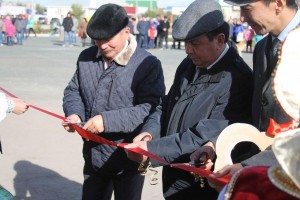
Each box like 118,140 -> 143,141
96,34 -> 137,66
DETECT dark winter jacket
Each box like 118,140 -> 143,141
63,35 -> 165,174
62,17 -> 73,32
142,46 -> 253,198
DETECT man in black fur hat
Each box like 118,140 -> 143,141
62,3 -> 165,200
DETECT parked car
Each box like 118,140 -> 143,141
50,18 -> 60,26
37,16 -> 48,24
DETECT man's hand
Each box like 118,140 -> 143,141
208,163 -> 243,191
125,141 -> 149,163
62,114 -> 81,132
133,132 -> 152,143
189,141 -> 216,170
82,115 -> 104,134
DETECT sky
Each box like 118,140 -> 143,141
4,0 -> 196,8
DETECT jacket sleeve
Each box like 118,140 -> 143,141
101,58 -> 165,133
147,62 -> 253,166
139,58 -> 188,139
148,119 -> 229,166
241,147 -> 278,166
138,94 -> 169,139
63,67 -> 86,122
0,92 -> 8,122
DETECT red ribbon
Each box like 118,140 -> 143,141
0,86 -> 230,185
266,118 -> 299,137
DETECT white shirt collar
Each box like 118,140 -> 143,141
277,9 -> 300,42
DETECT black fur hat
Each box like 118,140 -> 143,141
87,4 -> 129,40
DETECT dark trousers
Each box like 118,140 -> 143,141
82,169 -> 145,200
163,166 -> 218,200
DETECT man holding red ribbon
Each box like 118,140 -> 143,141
62,4 -> 165,200
126,0 -> 254,199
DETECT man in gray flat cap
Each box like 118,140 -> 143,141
62,3 -> 165,200
125,0 -> 254,199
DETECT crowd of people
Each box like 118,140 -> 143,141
228,17 -> 263,54
1,0 -> 300,199
0,14 -> 37,47
127,14 -> 181,50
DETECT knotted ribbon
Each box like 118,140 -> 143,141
266,118 -> 299,137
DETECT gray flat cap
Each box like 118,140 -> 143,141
224,0 -> 251,6
172,0 -> 224,41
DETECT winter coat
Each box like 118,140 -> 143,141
14,18 -> 24,33
63,34 -> 165,174
62,17 -> 73,32
143,47 -> 253,198
5,23 -> 15,37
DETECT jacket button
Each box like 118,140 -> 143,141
175,97 -> 179,100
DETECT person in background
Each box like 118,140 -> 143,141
137,15 -> 150,48
14,15 -> 25,45
59,15 -> 64,41
125,0 -> 253,199
78,17 -> 88,47
71,14 -> 78,45
232,18 -> 244,43
148,23 -> 157,49
0,16 -> 4,46
154,15 -> 161,48
158,16 -> 170,49
208,0 -> 300,188
62,12 -> 73,47
5,16 -> 15,46
243,25 -> 255,53
127,16 -> 136,36
27,16 -> 36,38
62,4 -> 165,200
22,15 -> 28,40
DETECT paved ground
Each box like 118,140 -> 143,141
0,36 -> 252,200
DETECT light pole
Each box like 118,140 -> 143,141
135,0 -> 138,19
31,0 -> 34,17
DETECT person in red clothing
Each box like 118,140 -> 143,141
148,24 -> 157,49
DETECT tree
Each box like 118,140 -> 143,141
71,3 -> 85,20
144,8 -> 164,18
36,4 -> 46,15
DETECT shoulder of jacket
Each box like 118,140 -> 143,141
256,35 -> 268,48
228,49 -> 252,75
78,46 -> 98,59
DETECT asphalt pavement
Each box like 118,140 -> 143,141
0,35 -> 252,200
